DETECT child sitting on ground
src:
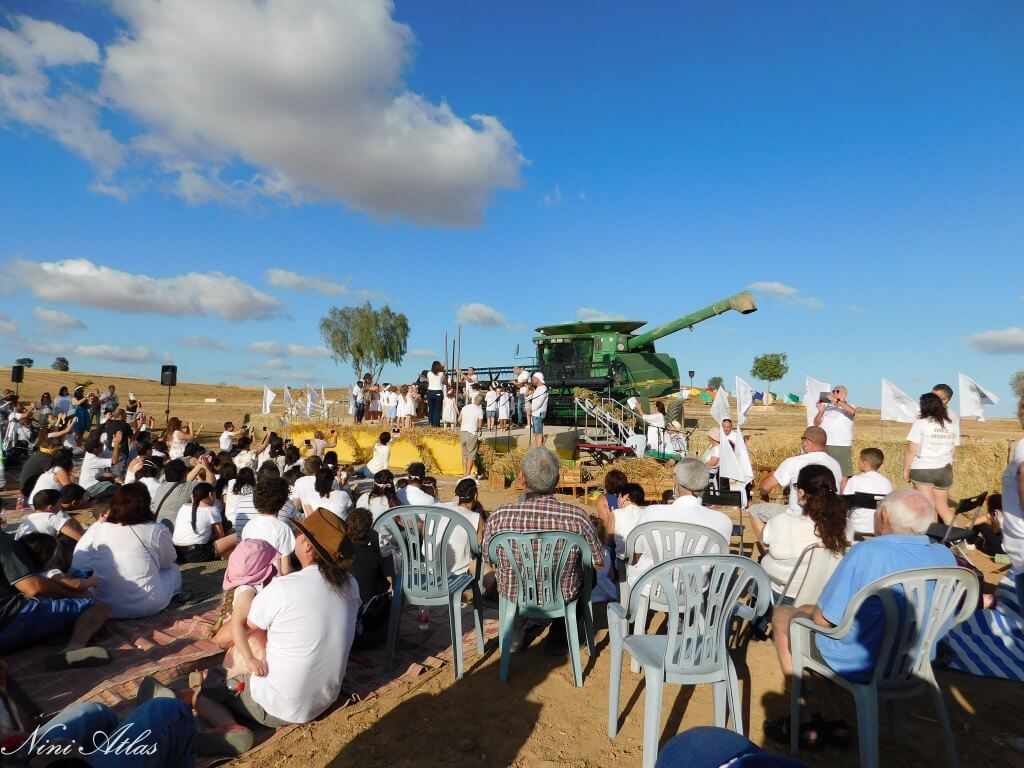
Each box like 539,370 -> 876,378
16,489 -> 85,571
240,477 -> 295,574
212,538 -> 280,677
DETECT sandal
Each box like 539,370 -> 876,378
764,714 -> 827,751
45,646 -> 111,670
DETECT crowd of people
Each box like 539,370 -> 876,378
0,372 -> 1020,766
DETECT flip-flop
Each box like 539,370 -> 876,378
195,726 -> 254,757
45,647 -> 111,670
135,676 -> 176,705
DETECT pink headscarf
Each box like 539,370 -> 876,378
222,539 -> 279,591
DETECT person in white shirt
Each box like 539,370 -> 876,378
484,384 -> 499,431
759,464 -> 849,599
635,400 -> 668,456
351,380 -> 366,424
612,483 -> 646,563
513,366 -> 530,426
442,386 -> 458,430
172,482 -> 229,563
748,426 -> 843,538
220,422 -> 245,453
195,508 -> 360,728
79,432 -> 123,498
813,384 -> 857,478
241,478 -> 296,573
999,394 -> 1024,576
303,467 -> 351,520
904,392 -> 960,524
426,361 -> 446,428
396,463 -> 435,506
462,367 -> 479,406
626,459 -> 733,588
435,478 -> 484,576
702,421 -> 737,468
459,395 -> 484,476
528,372 -> 549,448
291,455 -> 323,515
358,432 -> 391,479
841,447 -> 894,536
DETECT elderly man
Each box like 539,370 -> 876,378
813,384 -> 857,478
527,373 -> 549,447
748,426 -> 842,538
626,459 -> 733,587
767,489 -> 956,746
513,365 -> 530,426
484,448 -> 605,655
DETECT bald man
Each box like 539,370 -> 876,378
748,426 -> 843,537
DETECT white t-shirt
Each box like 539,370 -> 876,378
80,452 -> 112,488
907,418 -> 960,469
71,521 -> 181,619
1000,438 -> 1024,571
15,511 -> 72,539
642,413 -> 666,454
226,490 -> 257,534
460,403 -> 484,434
530,385 -> 549,418
626,496 -> 733,587
357,493 -> 394,523
367,443 -> 391,474
773,452 -> 843,515
397,484 -> 435,507
247,566 -> 360,724
760,513 -> 821,595
32,469 -> 64,496
613,503 -> 644,561
139,476 -> 161,501
307,490 -> 351,520
427,371 -> 445,391
485,390 -> 498,412
241,515 -> 296,556
219,431 -> 234,452
435,503 -> 482,575
169,431 -> 189,460
843,470 -> 893,535
172,502 -> 223,547
819,404 -> 855,447
292,475 -> 323,512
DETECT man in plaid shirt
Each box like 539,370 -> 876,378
484,448 -> 605,655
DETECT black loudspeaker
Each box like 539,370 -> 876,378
160,365 -> 178,387
11,365 -> 24,383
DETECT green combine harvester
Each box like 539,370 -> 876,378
471,290 -> 758,422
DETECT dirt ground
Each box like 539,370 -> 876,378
230,483 -> 1024,768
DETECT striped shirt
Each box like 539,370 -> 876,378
483,494 -> 605,601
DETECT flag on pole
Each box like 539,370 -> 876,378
735,377 -> 754,427
261,386 -> 276,415
283,386 -> 294,417
305,386 -> 318,418
803,376 -> 831,427
320,386 -> 328,418
958,372 -> 999,421
787,393 -> 800,404
718,427 -> 754,507
880,378 -> 918,423
710,386 -> 732,424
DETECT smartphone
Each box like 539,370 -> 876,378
304,439 -> 312,447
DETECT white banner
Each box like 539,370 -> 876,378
710,386 -> 732,424
735,376 -> 754,427
803,376 -> 831,426
958,372 -> 1000,422
320,386 -> 329,418
305,386 -> 318,418
718,426 -> 753,507
880,378 -> 918,423
261,386 -> 276,415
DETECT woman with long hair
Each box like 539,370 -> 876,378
426,360 -> 446,428
164,416 -> 201,461
905,392 -> 960,524
357,469 -> 400,522
53,385 -> 72,417
31,449 -> 76,496
304,466 -> 351,519
759,464 -> 848,599
171,482 -> 231,562
596,469 -> 628,545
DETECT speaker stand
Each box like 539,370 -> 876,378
164,385 -> 172,427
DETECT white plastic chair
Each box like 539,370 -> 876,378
608,554 -> 771,768
789,567 -> 979,768
770,543 -> 844,607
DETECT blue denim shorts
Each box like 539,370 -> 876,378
531,415 -> 545,434
0,595 -> 97,654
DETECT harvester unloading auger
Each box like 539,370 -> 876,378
469,290 -> 758,423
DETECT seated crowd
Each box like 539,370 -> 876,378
0,378 -> 1020,767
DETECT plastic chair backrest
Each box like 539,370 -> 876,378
486,531 -> 593,614
791,544 -> 843,605
840,567 -> 979,687
627,554 -> 770,674
625,521 -> 729,564
373,505 -> 480,600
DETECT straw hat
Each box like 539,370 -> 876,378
291,508 -> 354,570
669,420 -> 683,431
532,371 -> 545,384
707,426 -> 722,443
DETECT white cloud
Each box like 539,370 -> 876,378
179,335 -> 229,350
0,314 -> 19,336
964,327 -> 1024,354
35,343 -> 154,363
576,307 -> 625,322
839,304 -> 870,315
409,348 -> 438,358
457,303 -> 508,328
247,341 -> 284,355
542,184 -> 562,207
747,281 -> 823,310
266,268 -> 370,298
0,3 -> 524,225
8,258 -> 281,321
32,306 -> 87,333
247,341 -> 330,358
288,344 -> 330,358
264,358 -> 291,370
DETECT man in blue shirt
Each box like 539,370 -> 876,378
769,488 -> 955,745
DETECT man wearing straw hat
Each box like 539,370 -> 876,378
196,508 -> 360,733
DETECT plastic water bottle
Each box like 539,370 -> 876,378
417,608 -> 431,630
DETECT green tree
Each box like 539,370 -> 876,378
319,302 -> 410,381
14,357 -> 33,368
750,352 -> 789,401
51,356 -> 70,372
1011,369 -> 1024,398
707,376 -> 724,390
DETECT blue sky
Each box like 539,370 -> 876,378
1,1 -> 1022,414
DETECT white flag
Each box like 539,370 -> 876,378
305,386 -> 318,418
735,376 -> 754,427
283,386 -> 294,416
710,386 -> 732,424
803,376 -> 831,427
718,427 -> 754,507
261,386 -> 276,415
880,378 -> 918,423
958,372 -> 999,422
320,386 -> 328,418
